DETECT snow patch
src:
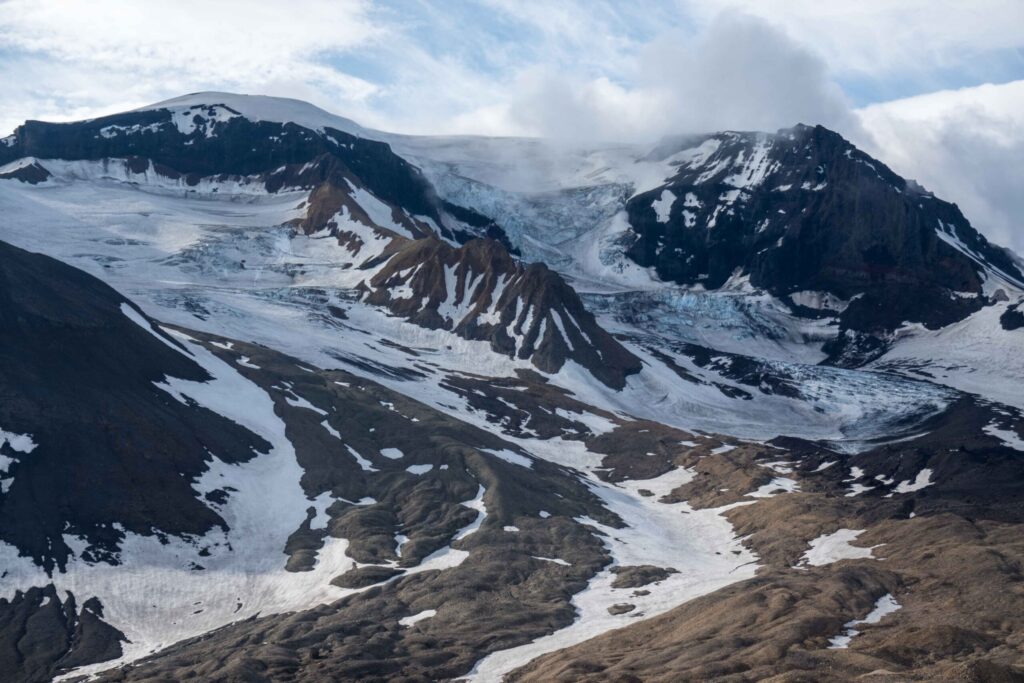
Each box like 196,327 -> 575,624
0,429 -> 37,454
800,529 -> 879,566
828,594 -> 901,648
481,448 -> 533,469
399,609 -> 437,627
984,422 -> 1024,451
747,477 -> 799,498
652,189 -> 676,223
893,468 -> 934,493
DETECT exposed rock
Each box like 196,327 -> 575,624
1000,301 -> 1024,331
607,603 -> 636,615
0,586 -> 126,683
366,237 -> 642,388
331,565 -> 403,589
610,565 -> 679,589
0,159 -> 51,184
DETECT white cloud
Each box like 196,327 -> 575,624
683,0 -> 1024,78
635,14 -> 858,136
501,13 -> 858,142
857,80 -> 1024,254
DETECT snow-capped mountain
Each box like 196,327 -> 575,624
1,93 -> 1023,683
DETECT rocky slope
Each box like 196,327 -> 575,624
625,126 -> 1024,363
0,239 -> 269,573
364,237 -> 641,388
0,239 -> 727,682
510,398 -> 1024,682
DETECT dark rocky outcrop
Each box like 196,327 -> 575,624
626,125 -> 1024,352
0,160 -> 51,184
0,586 -> 126,683
1001,301 -> 1024,331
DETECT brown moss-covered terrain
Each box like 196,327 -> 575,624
509,400 -> 1024,683
65,362 -> 1024,683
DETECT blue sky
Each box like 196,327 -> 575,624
1,0 -> 1023,252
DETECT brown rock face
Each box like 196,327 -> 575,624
365,238 -> 642,389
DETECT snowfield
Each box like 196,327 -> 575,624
0,169 -> 961,446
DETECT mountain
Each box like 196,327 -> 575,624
624,125 -> 1024,363
0,92 -> 636,387
1,93 -> 1023,682
0,239 -> 274,572
0,92 -> 470,241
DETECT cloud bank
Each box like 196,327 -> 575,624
502,13 -> 858,142
858,81 -> 1024,255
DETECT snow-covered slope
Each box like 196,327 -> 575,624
136,91 -> 373,138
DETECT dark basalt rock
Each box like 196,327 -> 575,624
625,124 -> 1024,341
0,586 -> 126,683
366,238 -> 642,389
3,109 -> 421,202
1001,301 -> 1024,331
0,160 -> 51,184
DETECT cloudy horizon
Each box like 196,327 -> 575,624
2,0 -> 1023,253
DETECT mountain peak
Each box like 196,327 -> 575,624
135,91 -> 370,138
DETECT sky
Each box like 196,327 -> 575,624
1,0 -> 1023,252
